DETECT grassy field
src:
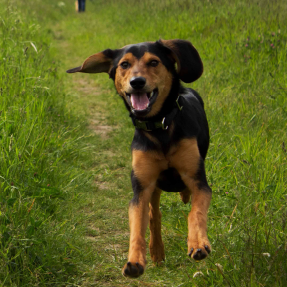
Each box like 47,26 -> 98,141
1,0 -> 286,286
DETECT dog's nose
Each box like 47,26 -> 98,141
130,77 -> 146,90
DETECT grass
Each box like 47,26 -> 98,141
0,1 -> 94,285
0,0 -> 287,286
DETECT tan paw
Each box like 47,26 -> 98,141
150,241 -> 165,263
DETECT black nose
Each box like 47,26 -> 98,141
130,77 -> 146,90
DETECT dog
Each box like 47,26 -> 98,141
67,39 -> 212,278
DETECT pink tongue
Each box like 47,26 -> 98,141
131,93 -> 149,110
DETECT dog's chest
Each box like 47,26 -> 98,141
153,137 -> 200,192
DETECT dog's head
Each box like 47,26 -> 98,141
67,39 -> 203,118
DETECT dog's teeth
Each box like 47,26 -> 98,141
151,91 -> 154,98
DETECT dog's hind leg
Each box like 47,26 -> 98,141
149,187 -> 165,263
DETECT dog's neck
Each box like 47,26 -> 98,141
129,84 -> 185,132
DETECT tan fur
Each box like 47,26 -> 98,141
127,193 -> 151,267
167,138 -> 200,175
80,53 -> 113,73
115,52 -> 173,118
125,150 -> 167,271
115,53 -> 137,100
166,138 -> 211,258
187,181 -> 211,258
180,188 -> 191,204
132,149 -> 167,187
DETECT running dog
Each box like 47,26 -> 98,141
67,39 -> 212,278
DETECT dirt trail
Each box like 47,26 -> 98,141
74,78 -> 114,139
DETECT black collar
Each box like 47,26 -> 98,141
131,96 -> 183,131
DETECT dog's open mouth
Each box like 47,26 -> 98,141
126,89 -> 158,114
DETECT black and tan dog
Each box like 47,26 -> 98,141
67,39 -> 212,278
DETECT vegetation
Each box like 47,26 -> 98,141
0,1 -> 93,285
0,0 -> 286,286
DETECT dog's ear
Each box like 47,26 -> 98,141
159,39 -> 203,83
66,49 -> 115,74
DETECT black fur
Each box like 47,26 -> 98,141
130,170 -> 143,205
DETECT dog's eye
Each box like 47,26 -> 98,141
120,62 -> 130,69
149,60 -> 159,67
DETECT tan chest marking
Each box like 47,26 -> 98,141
132,138 -> 200,186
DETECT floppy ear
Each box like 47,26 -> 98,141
66,49 -> 114,74
159,39 -> 203,83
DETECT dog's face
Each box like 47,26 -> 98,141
113,43 -> 176,117
67,40 -> 203,118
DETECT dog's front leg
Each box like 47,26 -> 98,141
186,180 -> 211,260
122,150 -> 164,278
122,182 -> 153,278
169,139 -> 212,261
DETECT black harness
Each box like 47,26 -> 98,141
131,95 -> 184,131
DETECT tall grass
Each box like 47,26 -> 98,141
0,1 -> 93,285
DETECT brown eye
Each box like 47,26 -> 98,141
149,60 -> 159,67
120,61 -> 130,69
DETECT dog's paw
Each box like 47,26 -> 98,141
122,262 -> 144,278
149,239 -> 165,264
188,241 -> 211,261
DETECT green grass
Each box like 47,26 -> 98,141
1,0 -> 287,286
0,1 -> 94,285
